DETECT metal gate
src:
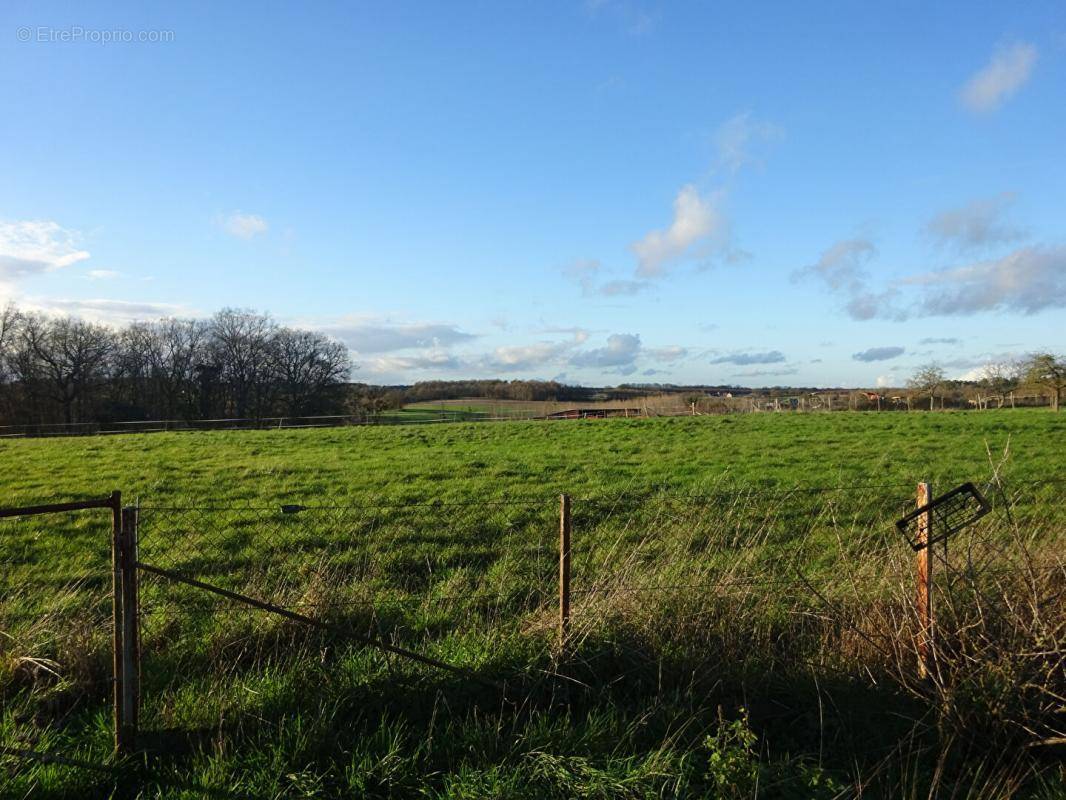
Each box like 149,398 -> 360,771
0,492 -> 135,774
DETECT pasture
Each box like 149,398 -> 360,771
1,410 -> 1063,798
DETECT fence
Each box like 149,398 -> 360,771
0,412 -> 512,439
1,478 -> 1062,775
0,494 -> 127,766
3,394 -> 1057,439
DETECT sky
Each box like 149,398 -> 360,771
1,1 -> 1064,388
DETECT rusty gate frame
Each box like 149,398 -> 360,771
0,491 -> 137,755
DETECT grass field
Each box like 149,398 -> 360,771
1,410 -> 1063,798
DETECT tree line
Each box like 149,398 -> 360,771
0,304 -> 352,427
906,356 -> 1064,411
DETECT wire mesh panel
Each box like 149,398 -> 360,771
561,484 -> 930,646
0,500 -> 117,781
134,498 -> 559,737
896,483 -> 991,550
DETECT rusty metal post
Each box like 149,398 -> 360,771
109,491 -> 126,754
916,482 -> 933,678
120,506 -> 140,749
559,494 -> 571,646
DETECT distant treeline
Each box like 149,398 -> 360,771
0,305 -> 352,426
397,380 -> 633,404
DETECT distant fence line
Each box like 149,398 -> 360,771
0,412 -> 534,439
0,392 -> 1056,439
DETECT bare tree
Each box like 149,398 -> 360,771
0,304 -> 21,420
908,363 -> 946,411
1021,353 -> 1064,412
978,360 -> 1020,408
14,314 -> 117,425
0,303 -> 19,380
0,303 -> 356,426
269,327 -> 351,416
208,308 -> 277,418
128,318 -> 209,418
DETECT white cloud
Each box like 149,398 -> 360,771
563,259 -> 648,297
794,238 -> 902,321
797,238 -> 876,291
875,375 -> 892,388
804,236 -> 1066,321
570,333 -> 642,370
907,245 -> 1066,316
539,326 -> 591,345
219,211 -> 269,239
320,318 -> 478,353
714,112 -> 782,172
25,297 -> 190,326
960,42 -> 1037,113
632,185 -> 724,277
364,350 -> 465,374
483,341 -> 574,372
957,366 -> 987,381
0,220 -> 90,279
87,269 -> 121,280
646,345 -> 687,362
731,367 -> 799,378
598,279 -> 648,297
852,346 -> 905,362
925,193 -> 1024,252
919,337 -> 961,346
710,350 -> 785,366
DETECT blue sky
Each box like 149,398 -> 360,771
1,1 -> 1063,387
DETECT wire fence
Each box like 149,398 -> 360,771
0,412 -> 528,439
1,477 -> 1062,772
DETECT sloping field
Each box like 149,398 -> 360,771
1,410 -> 1063,797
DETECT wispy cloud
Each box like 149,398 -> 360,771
29,297 -> 190,325
925,193 -> 1025,252
646,345 -> 687,362
218,211 -> 269,239
805,234 -> 1066,321
87,269 -> 121,280
564,259 -> 649,297
795,238 -> 876,292
710,350 -> 785,366
905,245 -> 1066,316
585,0 -> 658,36
852,346 -> 905,362
732,367 -> 799,378
632,185 -> 725,277
598,279 -> 648,297
714,112 -> 783,172
960,42 -> 1037,113
322,318 -> 478,353
0,220 -> 90,279
792,239 -> 898,320
364,351 -> 465,374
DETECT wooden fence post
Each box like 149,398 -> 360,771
916,482 -> 933,678
120,506 -> 140,750
559,494 -> 571,647
109,491 -> 125,755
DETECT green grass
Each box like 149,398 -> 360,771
1,410 -> 1063,798
1,409 -> 1062,504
